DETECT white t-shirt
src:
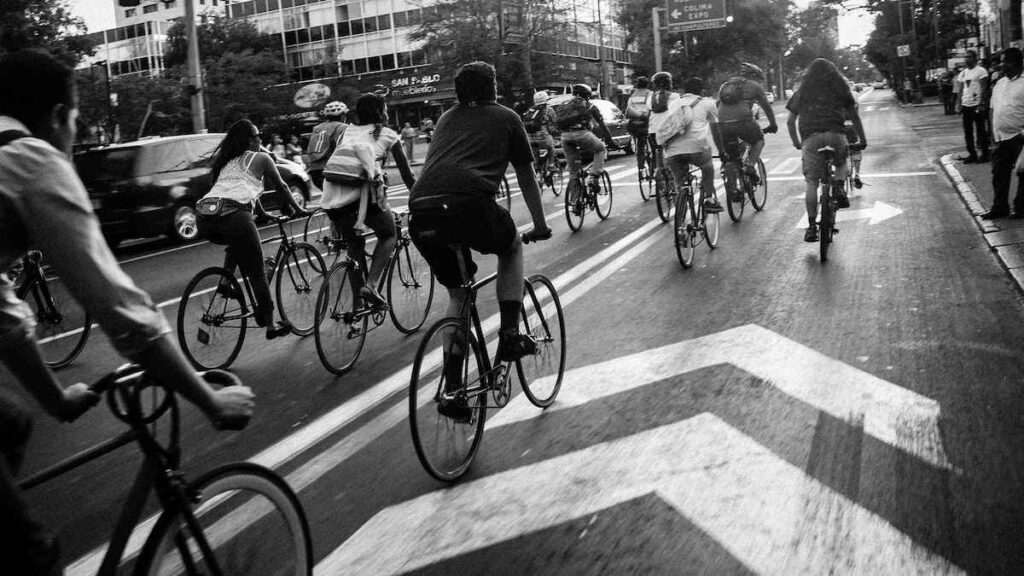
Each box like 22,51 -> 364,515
647,91 -> 681,135
958,66 -> 989,107
665,94 -> 718,157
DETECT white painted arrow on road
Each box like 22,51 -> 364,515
492,324 -> 950,470
794,200 -> 904,228
320,415 -> 963,575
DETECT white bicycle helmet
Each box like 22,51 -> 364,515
533,90 -> 549,105
323,101 -> 348,117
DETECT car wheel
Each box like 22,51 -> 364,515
288,179 -> 308,209
171,203 -> 199,243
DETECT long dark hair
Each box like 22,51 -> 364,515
355,93 -> 386,139
796,58 -> 851,104
210,119 -> 258,183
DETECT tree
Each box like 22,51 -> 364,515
0,0 -> 95,67
108,73 -> 186,140
202,51 -> 289,131
163,15 -> 281,69
786,2 -> 841,73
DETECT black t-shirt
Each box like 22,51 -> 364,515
786,88 -> 856,139
410,103 -> 534,200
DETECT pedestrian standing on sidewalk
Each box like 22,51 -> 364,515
956,50 -> 991,164
401,122 -> 417,162
940,71 -> 955,115
980,48 -> 1024,219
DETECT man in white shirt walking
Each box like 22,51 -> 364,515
982,47 -> 1024,219
956,50 -> 991,164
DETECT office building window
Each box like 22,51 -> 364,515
143,3 -> 158,13
164,0 -> 177,8
381,53 -> 395,70
125,8 -> 136,17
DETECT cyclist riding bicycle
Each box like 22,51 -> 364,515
522,90 -> 558,178
646,72 -> 679,168
664,77 -> 723,213
321,92 -> 417,306
786,58 -> 867,242
408,61 -> 552,420
844,115 -> 864,189
715,62 -> 778,185
557,83 -> 616,193
0,50 -> 255,576
626,75 -> 653,171
303,100 -> 349,189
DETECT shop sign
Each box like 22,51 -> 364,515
389,73 -> 446,98
293,82 -> 331,109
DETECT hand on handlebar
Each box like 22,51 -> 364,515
522,226 -> 553,244
763,124 -> 778,135
203,370 -> 255,431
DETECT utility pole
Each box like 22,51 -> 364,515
596,0 -> 610,99
653,7 -> 663,71
163,0 -> 206,132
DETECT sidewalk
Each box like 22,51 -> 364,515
904,95 -> 1024,292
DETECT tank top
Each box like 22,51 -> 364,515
202,151 -> 263,205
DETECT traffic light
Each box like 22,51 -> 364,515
118,0 -> 141,6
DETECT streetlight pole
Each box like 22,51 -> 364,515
163,0 -> 206,132
652,7 -> 663,71
596,0 -> 610,99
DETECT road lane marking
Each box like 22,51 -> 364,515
769,157 -> 801,175
321,415 -> 963,575
772,171 -> 936,182
792,200 -> 904,228
491,324 -> 950,470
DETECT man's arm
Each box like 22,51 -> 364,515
848,106 -> 867,148
752,84 -> 777,130
787,113 -> 801,149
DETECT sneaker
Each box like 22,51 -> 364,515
743,164 -> 760,185
835,191 -> 850,209
496,330 -> 538,363
359,285 -> 387,308
437,397 -> 473,424
853,177 -> 863,189
804,226 -> 819,243
266,321 -> 293,340
703,198 -> 724,213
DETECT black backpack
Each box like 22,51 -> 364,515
523,107 -> 545,133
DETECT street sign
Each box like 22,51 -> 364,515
666,0 -> 727,32
897,44 -> 911,57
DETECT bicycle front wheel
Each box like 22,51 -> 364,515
302,209 -> 333,255
387,241 -> 435,334
315,264 -> 367,375
595,171 -> 613,220
564,178 -> 585,231
275,242 -> 327,336
177,268 -> 248,370
138,462 -> 313,576
725,165 -> 744,223
409,318 -> 487,482
750,159 -> 768,211
25,282 -> 91,369
655,169 -> 675,223
675,194 -> 696,269
517,274 -> 566,407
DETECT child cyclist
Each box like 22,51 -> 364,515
844,115 -> 864,189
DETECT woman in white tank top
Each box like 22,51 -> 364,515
197,119 -> 307,339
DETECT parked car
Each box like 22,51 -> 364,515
74,134 -> 311,247
873,80 -> 885,89
547,94 -> 633,156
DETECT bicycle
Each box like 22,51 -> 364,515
533,146 -> 563,197
673,163 -> 720,268
11,250 -> 91,368
408,236 -> 566,482
717,125 -> 768,223
564,159 -> 613,231
314,208 -> 435,375
302,207 -> 334,256
636,135 -> 655,202
177,214 -> 327,370
651,145 -> 676,222
18,365 -> 312,575
816,145 -> 841,262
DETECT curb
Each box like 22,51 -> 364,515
937,154 -> 1024,292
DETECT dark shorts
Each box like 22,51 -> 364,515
325,201 -> 395,259
716,119 -> 763,160
409,194 -> 517,288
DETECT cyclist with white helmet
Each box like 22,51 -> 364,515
522,90 -> 558,178
714,62 -> 778,186
303,100 -> 349,189
556,84 -> 616,193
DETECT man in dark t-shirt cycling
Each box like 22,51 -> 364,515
409,61 -> 551,419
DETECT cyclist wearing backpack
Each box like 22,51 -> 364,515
557,84 -> 616,193
522,90 -> 558,176
626,76 -> 653,172
646,71 -> 679,169
303,100 -> 349,189
715,62 -> 778,185
664,77 -> 723,213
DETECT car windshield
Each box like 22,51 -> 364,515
74,147 -> 139,183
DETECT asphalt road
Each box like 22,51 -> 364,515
9,88 -> 1024,574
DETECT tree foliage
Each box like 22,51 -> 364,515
0,0 -> 95,67
163,15 -> 282,69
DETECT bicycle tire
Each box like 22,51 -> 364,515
564,178 -> 585,231
750,159 -> 768,211
702,196 -> 721,249
820,184 -> 833,263
26,281 -> 91,369
655,168 -> 674,223
675,192 -> 696,268
387,240 -> 435,334
638,147 -> 652,201
314,263 -> 367,375
409,317 -> 487,482
137,462 -> 313,576
724,164 -> 744,223
595,171 -> 613,220
177,267 -> 248,370
544,164 -> 563,197
275,242 -> 327,337
516,274 -> 566,407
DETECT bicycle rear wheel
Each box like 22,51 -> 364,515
177,268 -> 248,370
675,194 -> 696,269
750,159 -> 768,211
820,187 -> 833,263
548,165 -> 564,197
724,164 -> 744,223
138,462 -> 313,576
302,209 -> 333,256
275,242 -> 327,336
595,171 -> 613,220
25,282 -> 91,369
702,200 -> 721,249
315,264 -> 367,375
564,178 -> 585,231
387,240 -> 435,334
517,274 -> 566,407
638,154 -> 653,202
655,169 -> 675,222
409,318 -> 487,482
